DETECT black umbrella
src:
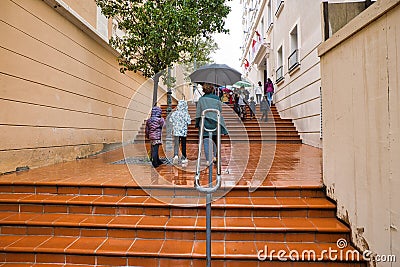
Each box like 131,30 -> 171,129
189,63 -> 242,86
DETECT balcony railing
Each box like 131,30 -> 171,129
275,1 -> 284,17
288,49 -> 300,72
252,41 -> 271,66
276,65 -> 284,83
267,22 -> 274,34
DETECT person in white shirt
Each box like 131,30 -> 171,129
255,81 -> 263,105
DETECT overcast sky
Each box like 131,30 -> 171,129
210,0 -> 242,72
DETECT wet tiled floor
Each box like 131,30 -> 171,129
0,143 -> 322,189
0,142 -> 364,266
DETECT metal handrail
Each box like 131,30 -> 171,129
194,109 -> 222,193
194,108 -> 222,267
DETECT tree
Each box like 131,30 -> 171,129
96,0 -> 231,106
182,37 -> 219,81
162,37 -> 218,92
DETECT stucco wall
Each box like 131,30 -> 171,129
0,0 -> 164,174
61,0 -> 98,29
245,0 -> 370,148
242,0 -> 324,147
273,0 -> 324,148
318,0 -> 400,265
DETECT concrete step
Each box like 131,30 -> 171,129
0,236 -> 364,266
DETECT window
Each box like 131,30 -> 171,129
288,25 -> 300,72
96,6 -> 108,39
267,1 -> 273,27
276,45 -> 284,83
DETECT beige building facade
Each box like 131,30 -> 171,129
242,0 -> 398,265
241,0 -> 372,148
0,0 -> 171,174
319,0 -> 400,264
241,0 -> 325,147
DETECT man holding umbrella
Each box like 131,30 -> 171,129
195,83 -> 228,165
190,63 -> 241,164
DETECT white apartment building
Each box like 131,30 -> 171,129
240,0 -> 372,148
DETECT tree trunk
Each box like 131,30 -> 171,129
152,72 -> 161,106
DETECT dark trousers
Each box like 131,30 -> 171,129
256,94 -> 262,104
240,105 -> 246,119
151,144 -> 162,167
261,110 -> 268,122
249,108 -> 255,118
174,136 -> 187,158
203,134 -> 217,162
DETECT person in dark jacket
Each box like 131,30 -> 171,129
249,96 -> 256,119
145,106 -> 165,168
195,83 -> 228,165
260,96 -> 270,122
233,93 -> 240,116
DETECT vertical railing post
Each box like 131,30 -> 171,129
206,130 -> 213,267
194,109 -> 222,267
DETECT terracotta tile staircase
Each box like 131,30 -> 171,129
134,103 -> 302,143
0,184 -> 364,266
0,104 -> 367,266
